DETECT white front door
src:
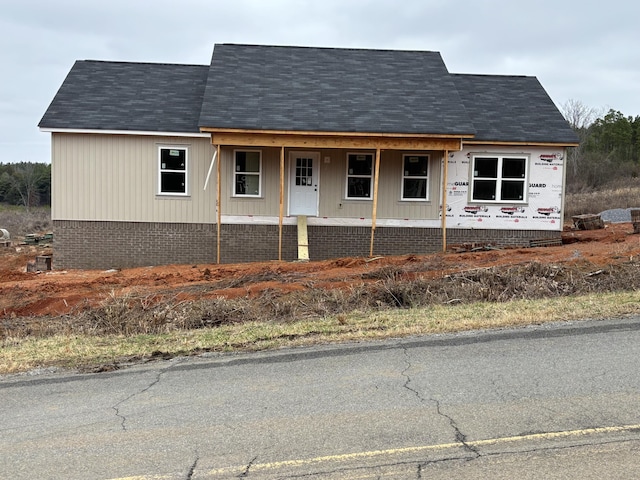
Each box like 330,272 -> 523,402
289,152 -> 319,216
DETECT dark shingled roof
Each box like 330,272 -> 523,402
198,44 -> 476,136
39,60 -> 209,133
452,73 -> 579,144
39,45 -> 578,145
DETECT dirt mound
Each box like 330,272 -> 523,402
1,222 -> 638,319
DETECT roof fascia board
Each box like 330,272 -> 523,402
464,140 -> 580,148
39,128 -> 210,138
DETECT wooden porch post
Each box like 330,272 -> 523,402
279,146 -> 285,261
441,150 -> 449,253
370,148 -> 381,257
216,144 -> 221,264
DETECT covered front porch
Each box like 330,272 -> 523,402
201,128 -> 466,263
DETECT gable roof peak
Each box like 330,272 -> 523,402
201,43 -> 473,135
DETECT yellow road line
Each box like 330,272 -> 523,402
206,423 -> 640,476
108,476 -> 173,480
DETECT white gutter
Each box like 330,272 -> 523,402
39,127 -> 210,138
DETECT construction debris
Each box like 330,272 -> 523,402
27,255 -> 53,272
572,214 -> 604,230
0,228 -> 9,247
631,209 -> 640,234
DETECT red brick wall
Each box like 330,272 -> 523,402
53,220 -> 561,269
53,220 -> 217,269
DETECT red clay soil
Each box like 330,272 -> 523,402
1,222 -> 639,319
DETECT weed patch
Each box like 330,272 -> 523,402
3,260 -> 639,342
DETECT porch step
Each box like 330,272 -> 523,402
297,216 -> 309,261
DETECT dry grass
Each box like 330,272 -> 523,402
0,205 -> 51,238
3,290 -> 640,375
3,260 -> 640,374
5,260 -> 637,340
564,181 -> 640,219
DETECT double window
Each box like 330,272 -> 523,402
471,155 -> 528,203
402,154 -> 429,200
346,153 -> 373,199
234,150 -> 262,197
158,147 -> 188,195
345,152 -> 430,201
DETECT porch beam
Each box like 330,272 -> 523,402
208,132 -> 462,151
370,148 -> 381,257
278,146 -> 284,261
441,150 -> 449,253
216,144 -> 221,264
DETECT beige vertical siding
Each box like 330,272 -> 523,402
52,135 -> 442,223
220,147 -> 284,216
316,148 -> 442,220
51,133 -> 216,223
219,146 -> 441,220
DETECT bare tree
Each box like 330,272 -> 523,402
561,99 -> 600,185
561,99 -> 598,130
9,163 -> 47,211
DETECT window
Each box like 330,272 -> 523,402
234,150 -> 261,197
159,147 -> 187,195
471,155 -> 527,202
402,154 -> 429,200
346,153 -> 373,199
295,157 -> 313,186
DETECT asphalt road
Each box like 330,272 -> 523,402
1,317 -> 640,479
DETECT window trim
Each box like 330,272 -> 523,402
345,152 -> 374,200
469,153 -> 529,204
401,153 -> 430,201
157,145 -> 189,197
233,149 -> 263,198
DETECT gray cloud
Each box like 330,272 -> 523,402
2,0 -> 638,163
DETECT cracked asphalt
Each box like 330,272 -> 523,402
2,317 -> 640,479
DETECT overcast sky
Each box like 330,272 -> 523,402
1,0 -> 638,164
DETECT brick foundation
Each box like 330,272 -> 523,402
53,220 -> 561,269
53,220 -> 217,269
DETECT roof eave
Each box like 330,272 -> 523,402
464,139 -> 580,148
39,127 -> 210,138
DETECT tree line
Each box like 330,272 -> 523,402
0,162 -> 51,208
563,100 -> 640,192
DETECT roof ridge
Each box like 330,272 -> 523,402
452,72 -> 535,79
77,59 -> 207,68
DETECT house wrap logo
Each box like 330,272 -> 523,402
539,153 -> 563,162
500,207 -> 525,215
463,205 -> 488,214
536,207 -> 560,216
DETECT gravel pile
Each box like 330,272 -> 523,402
599,208 -> 636,223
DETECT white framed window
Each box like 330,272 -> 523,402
470,154 -> 528,203
158,146 -> 188,196
401,154 -> 429,200
346,152 -> 374,199
233,150 -> 262,197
